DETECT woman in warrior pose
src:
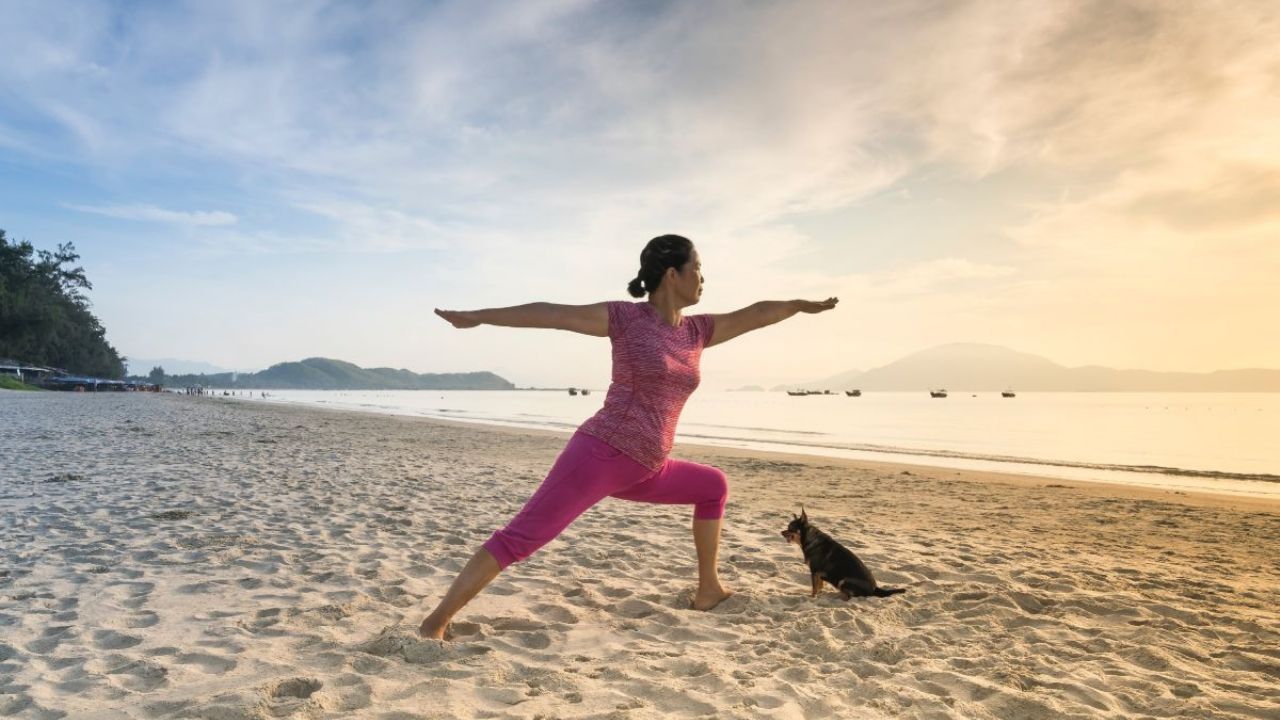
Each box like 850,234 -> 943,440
420,234 -> 837,639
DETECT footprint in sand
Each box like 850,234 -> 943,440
196,635 -> 248,655
612,598 -> 659,619
104,581 -> 155,610
449,621 -> 484,638
176,580 -> 225,595
251,607 -> 283,627
25,625 -> 81,654
105,658 -> 169,692
531,603 -> 579,625
561,586 -> 606,609
403,563 -> 438,578
125,607 -> 159,625
486,580 -> 521,596
175,651 -> 237,674
670,659 -> 712,677
93,629 -> 144,650
510,632 -> 553,650
346,653 -> 392,675
264,676 -> 323,699
488,617 -> 546,633
491,620 -> 558,647
743,693 -> 789,710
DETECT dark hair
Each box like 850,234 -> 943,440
627,234 -> 693,298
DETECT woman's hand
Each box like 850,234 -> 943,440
434,308 -> 482,329
797,297 -> 839,314
706,298 -> 839,348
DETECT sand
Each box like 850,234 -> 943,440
1,391 -> 1277,719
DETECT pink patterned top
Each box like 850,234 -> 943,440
578,301 -> 716,470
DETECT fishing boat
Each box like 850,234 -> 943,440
845,389 -> 862,397
568,387 -> 578,396
930,389 -> 948,398
786,390 -> 807,397
1002,388 -> 1016,398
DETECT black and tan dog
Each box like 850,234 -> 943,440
781,509 -> 905,599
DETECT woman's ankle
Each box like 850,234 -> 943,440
418,614 -> 449,639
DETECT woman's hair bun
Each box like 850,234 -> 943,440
626,275 -> 646,298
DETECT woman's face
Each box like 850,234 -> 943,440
676,249 -> 704,307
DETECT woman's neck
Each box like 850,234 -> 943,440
646,292 -> 684,328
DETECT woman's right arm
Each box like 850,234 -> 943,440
434,303 -> 609,337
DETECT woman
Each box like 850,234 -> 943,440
420,234 -> 837,639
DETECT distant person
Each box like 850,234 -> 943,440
420,234 -> 838,640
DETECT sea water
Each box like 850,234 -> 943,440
240,390 -> 1280,498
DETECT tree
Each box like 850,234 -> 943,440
0,229 -> 126,378
148,366 -> 166,385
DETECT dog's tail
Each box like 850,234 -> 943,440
872,586 -> 906,597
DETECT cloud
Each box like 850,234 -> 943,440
67,203 -> 238,226
12,1 -> 1276,257
5,1 -> 1280,375
293,200 -> 450,251
1123,165 -> 1280,232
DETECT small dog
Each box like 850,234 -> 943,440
781,509 -> 905,599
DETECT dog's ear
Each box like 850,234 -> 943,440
800,506 -> 808,523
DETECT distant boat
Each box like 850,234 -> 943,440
930,389 -> 948,398
845,389 -> 862,397
568,387 -> 578,396
787,390 -> 807,397
581,388 -> 591,396
1002,389 -> 1016,398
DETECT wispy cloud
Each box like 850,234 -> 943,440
293,200 -> 449,252
67,203 -> 237,226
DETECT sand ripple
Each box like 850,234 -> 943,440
1,392 -> 1277,718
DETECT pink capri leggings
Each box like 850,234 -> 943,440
483,431 -> 729,569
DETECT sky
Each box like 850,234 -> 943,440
1,0 -> 1277,389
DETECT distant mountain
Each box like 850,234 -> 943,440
154,357 -> 515,390
126,357 -> 235,376
791,343 -> 1280,392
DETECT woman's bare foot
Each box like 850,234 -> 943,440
692,585 -> 733,611
417,617 -> 448,640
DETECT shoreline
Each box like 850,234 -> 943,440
235,394 -> 1280,514
231,389 -> 1280,494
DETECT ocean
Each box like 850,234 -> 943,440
239,389 -> 1280,498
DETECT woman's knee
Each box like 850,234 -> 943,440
706,466 -> 728,500
694,466 -> 729,519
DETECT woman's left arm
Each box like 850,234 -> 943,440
705,298 -> 838,348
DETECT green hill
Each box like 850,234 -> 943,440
157,357 -> 515,390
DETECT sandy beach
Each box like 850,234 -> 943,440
2,391 -> 1277,719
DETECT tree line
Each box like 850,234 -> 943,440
0,229 -> 126,379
